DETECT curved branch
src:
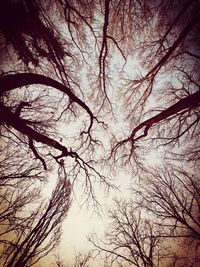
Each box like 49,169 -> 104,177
0,73 -> 94,130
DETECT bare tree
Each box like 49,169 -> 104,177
134,166 -> 200,244
54,251 -> 92,267
69,252 -> 92,267
90,167 -> 200,266
1,0 -> 199,176
0,1 -> 111,199
108,0 -> 200,162
0,165 -> 71,267
90,199 -> 167,267
0,1 -> 199,266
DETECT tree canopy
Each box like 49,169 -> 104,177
0,0 -> 199,266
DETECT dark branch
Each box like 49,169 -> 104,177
0,73 -> 95,132
113,90 -> 200,152
15,101 -> 31,117
1,102 -> 70,160
28,138 -> 47,170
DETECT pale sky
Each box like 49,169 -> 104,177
38,159 -> 136,266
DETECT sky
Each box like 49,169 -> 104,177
33,74 -> 167,264
38,156 -> 137,266
1,2 -> 199,266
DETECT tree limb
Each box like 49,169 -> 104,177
0,73 -> 94,131
15,101 -> 31,117
113,90 -> 200,152
0,102 -> 70,159
28,138 -> 47,170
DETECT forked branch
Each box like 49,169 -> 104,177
113,90 -> 200,154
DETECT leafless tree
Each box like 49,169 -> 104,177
108,0 -> 200,162
90,166 -> 200,266
0,165 -> 71,267
134,166 -> 200,244
0,0 -> 199,177
90,200 -> 168,267
0,1 -> 112,202
54,251 -> 92,267
69,252 -> 92,267
0,1 -> 199,266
